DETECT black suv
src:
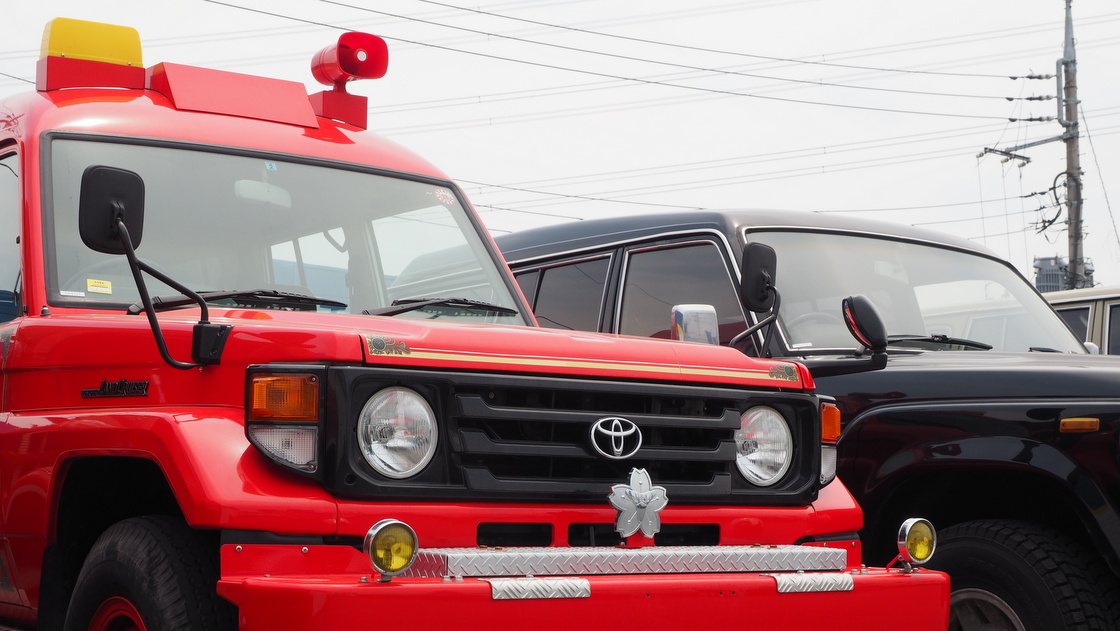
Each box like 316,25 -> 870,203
496,209 -> 1120,631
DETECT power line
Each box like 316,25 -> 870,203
473,121 -> 1120,212
203,0 -> 1012,121
323,0 -> 1014,102
409,0 -> 1082,80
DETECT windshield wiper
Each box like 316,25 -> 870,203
887,334 -> 993,350
128,289 -> 347,314
363,297 -> 518,317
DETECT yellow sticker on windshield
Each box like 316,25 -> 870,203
87,279 -> 112,295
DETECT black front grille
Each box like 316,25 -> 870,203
324,367 -> 820,505
454,392 -> 740,494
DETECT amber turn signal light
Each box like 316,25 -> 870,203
249,374 -> 320,421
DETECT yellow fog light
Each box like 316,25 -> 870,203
897,517 -> 937,565
363,519 -> 418,581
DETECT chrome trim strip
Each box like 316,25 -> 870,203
766,572 -> 855,593
483,577 -> 592,600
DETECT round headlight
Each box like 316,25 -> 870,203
735,406 -> 792,486
897,518 -> 937,565
357,387 -> 438,479
363,519 -> 418,578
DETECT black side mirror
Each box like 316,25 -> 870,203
842,295 -> 888,353
730,243 -> 780,355
76,165 -> 229,369
739,242 -> 777,313
78,166 -> 145,254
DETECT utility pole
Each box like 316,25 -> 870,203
980,0 -> 1087,289
1059,0 -> 1086,288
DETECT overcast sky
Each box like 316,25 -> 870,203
3,1 -> 1118,286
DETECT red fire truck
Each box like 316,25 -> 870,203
0,18 -> 947,631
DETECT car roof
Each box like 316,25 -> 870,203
495,208 -> 996,265
1045,285 -> 1120,304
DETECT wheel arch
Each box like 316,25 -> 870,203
39,455 -> 189,631
861,462 -> 1120,577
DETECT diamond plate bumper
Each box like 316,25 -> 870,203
217,543 -> 950,631
402,544 -> 847,578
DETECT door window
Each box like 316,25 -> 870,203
529,257 -> 609,331
1108,304 -> 1120,355
1054,306 -> 1090,342
0,153 -> 19,321
619,242 -> 745,343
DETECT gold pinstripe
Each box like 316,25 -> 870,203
370,342 -> 800,384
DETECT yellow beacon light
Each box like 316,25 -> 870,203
37,18 -> 145,91
364,520 -> 418,582
41,17 -> 142,67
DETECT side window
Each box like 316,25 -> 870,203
531,257 -> 609,331
1054,306 -> 1090,342
0,153 -> 19,321
1107,304 -> 1120,355
619,242 -> 745,343
512,270 -> 540,308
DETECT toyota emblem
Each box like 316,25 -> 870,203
590,417 -> 642,460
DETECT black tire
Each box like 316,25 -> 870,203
63,515 -> 235,631
928,519 -> 1120,631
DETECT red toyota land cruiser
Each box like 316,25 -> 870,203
0,18 -> 947,631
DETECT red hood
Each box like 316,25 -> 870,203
202,309 -> 811,391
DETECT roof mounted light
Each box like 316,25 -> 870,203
36,18 -> 145,91
309,32 -> 387,130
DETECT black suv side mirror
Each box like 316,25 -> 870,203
842,294 -> 888,370
842,294 -> 888,352
731,243 -> 780,355
740,242 -> 777,313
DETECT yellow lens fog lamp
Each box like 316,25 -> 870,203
893,517 -> 937,571
363,519 -> 418,582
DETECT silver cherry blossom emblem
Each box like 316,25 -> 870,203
608,468 -> 668,538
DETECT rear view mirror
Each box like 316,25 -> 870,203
740,242 -> 777,313
235,180 -> 292,209
78,165 -> 145,254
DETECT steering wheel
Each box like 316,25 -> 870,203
784,311 -> 844,336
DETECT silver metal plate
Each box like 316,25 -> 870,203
402,545 -> 846,578
767,572 -> 855,593
482,577 -> 592,600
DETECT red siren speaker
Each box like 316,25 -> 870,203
311,32 -> 388,88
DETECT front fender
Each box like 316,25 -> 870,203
838,400 -> 1120,564
3,408 -> 337,539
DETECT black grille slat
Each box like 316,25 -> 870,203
456,394 -> 743,428
459,428 -> 588,458
459,428 -> 738,461
463,466 -> 734,496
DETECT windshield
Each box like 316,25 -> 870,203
749,230 -> 1084,353
46,138 -> 527,325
